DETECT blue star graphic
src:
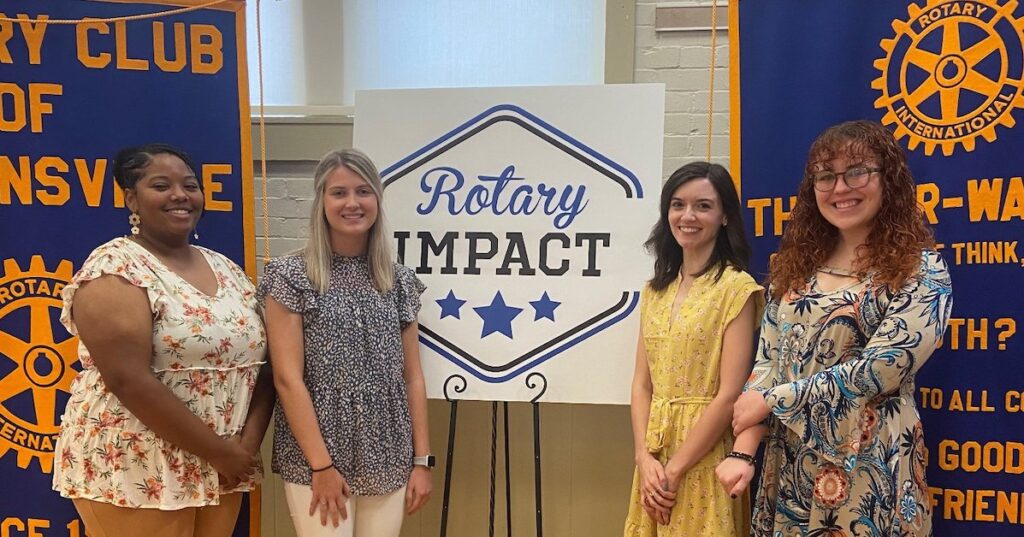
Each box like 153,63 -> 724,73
529,292 -> 561,321
436,290 -> 467,319
473,291 -> 523,339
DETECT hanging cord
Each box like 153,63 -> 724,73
706,1 -> 720,161
0,0 -> 228,24
255,0 -> 269,265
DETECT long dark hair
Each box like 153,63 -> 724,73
645,161 -> 751,291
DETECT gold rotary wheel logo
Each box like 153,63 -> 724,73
0,256 -> 78,473
872,0 -> 1024,155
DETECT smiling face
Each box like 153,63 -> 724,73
811,149 -> 883,242
667,177 -> 726,254
323,164 -> 379,248
124,153 -> 203,240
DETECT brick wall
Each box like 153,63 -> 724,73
634,0 -> 730,179
254,162 -> 316,272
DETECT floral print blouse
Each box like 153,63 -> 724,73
52,237 -> 267,509
745,250 -> 952,536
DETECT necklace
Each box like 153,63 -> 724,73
817,265 -> 855,277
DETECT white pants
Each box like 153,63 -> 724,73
283,482 -> 406,537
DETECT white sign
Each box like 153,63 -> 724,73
355,85 -> 663,404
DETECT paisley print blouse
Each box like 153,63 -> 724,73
745,250 -> 952,536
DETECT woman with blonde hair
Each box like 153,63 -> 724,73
260,149 -> 432,537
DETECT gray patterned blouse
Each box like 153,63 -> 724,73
258,254 -> 425,495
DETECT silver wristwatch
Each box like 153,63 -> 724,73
412,455 -> 436,468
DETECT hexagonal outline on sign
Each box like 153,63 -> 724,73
381,104 -> 643,383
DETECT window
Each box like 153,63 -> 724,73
246,0 -> 606,114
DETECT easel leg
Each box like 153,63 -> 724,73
439,398 -> 458,537
504,401 -> 512,537
532,401 -> 543,537
489,401 -> 497,537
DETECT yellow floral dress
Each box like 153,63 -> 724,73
625,267 -> 763,537
52,237 -> 267,509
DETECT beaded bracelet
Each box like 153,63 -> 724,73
311,463 -> 335,473
725,451 -> 756,466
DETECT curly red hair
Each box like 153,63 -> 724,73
768,120 -> 934,298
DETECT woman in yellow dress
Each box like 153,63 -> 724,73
624,161 -> 764,536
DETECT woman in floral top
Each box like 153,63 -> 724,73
260,149 -> 432,537
717,121 -> 953,536
53,144 -> 274,537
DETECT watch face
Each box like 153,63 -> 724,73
426,455 -> 436,467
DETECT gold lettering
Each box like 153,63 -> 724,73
0,155 -> 31,204
16,13 -> 48,64
115,20 -> 149,70
34,156 -> 69,205
75,158 -> 108,207
28,82 -> 61,133
76,20 -> 111,68
153,21 -> 187,72
202,164 -> 233,211
190,24 -> 223,74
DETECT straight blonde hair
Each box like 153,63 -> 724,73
304,149 -> 395,294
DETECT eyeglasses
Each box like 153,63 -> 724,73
811,166 -> 881,192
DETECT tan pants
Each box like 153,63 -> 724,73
73,493 -> 243,537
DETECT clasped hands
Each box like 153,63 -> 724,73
213,434 -> 261,490
636,453 -> 683,525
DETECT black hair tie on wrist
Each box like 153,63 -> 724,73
311,463 -> 334,473
725,451 -> 756,466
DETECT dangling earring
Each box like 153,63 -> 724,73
129,212 -> 141,236
193,228 -> 200,241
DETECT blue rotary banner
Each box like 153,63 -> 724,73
734,0 -> 1024,535
0,0 -> 255,534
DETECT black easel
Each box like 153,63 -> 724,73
438,373 -> 547,537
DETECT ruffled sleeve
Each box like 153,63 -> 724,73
393,264 -> 426,327
258,255 -> 318,314
762,250 -> 953,465
60,238 -> 163,336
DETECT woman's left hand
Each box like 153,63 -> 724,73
405,466 -> 432,515
732,390 -> 770,435
663,460 -> 684,494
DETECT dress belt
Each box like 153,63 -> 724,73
645,395 -> 714,453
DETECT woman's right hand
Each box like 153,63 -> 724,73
715,456 -> 755,498
309,466 -> 352,527
636,452 -> 674,524
210,437 -> 259,485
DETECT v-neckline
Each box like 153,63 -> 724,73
667,273 -> 704,331
124,237 -> 221,298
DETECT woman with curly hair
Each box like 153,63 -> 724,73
716,120 -> 953,536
